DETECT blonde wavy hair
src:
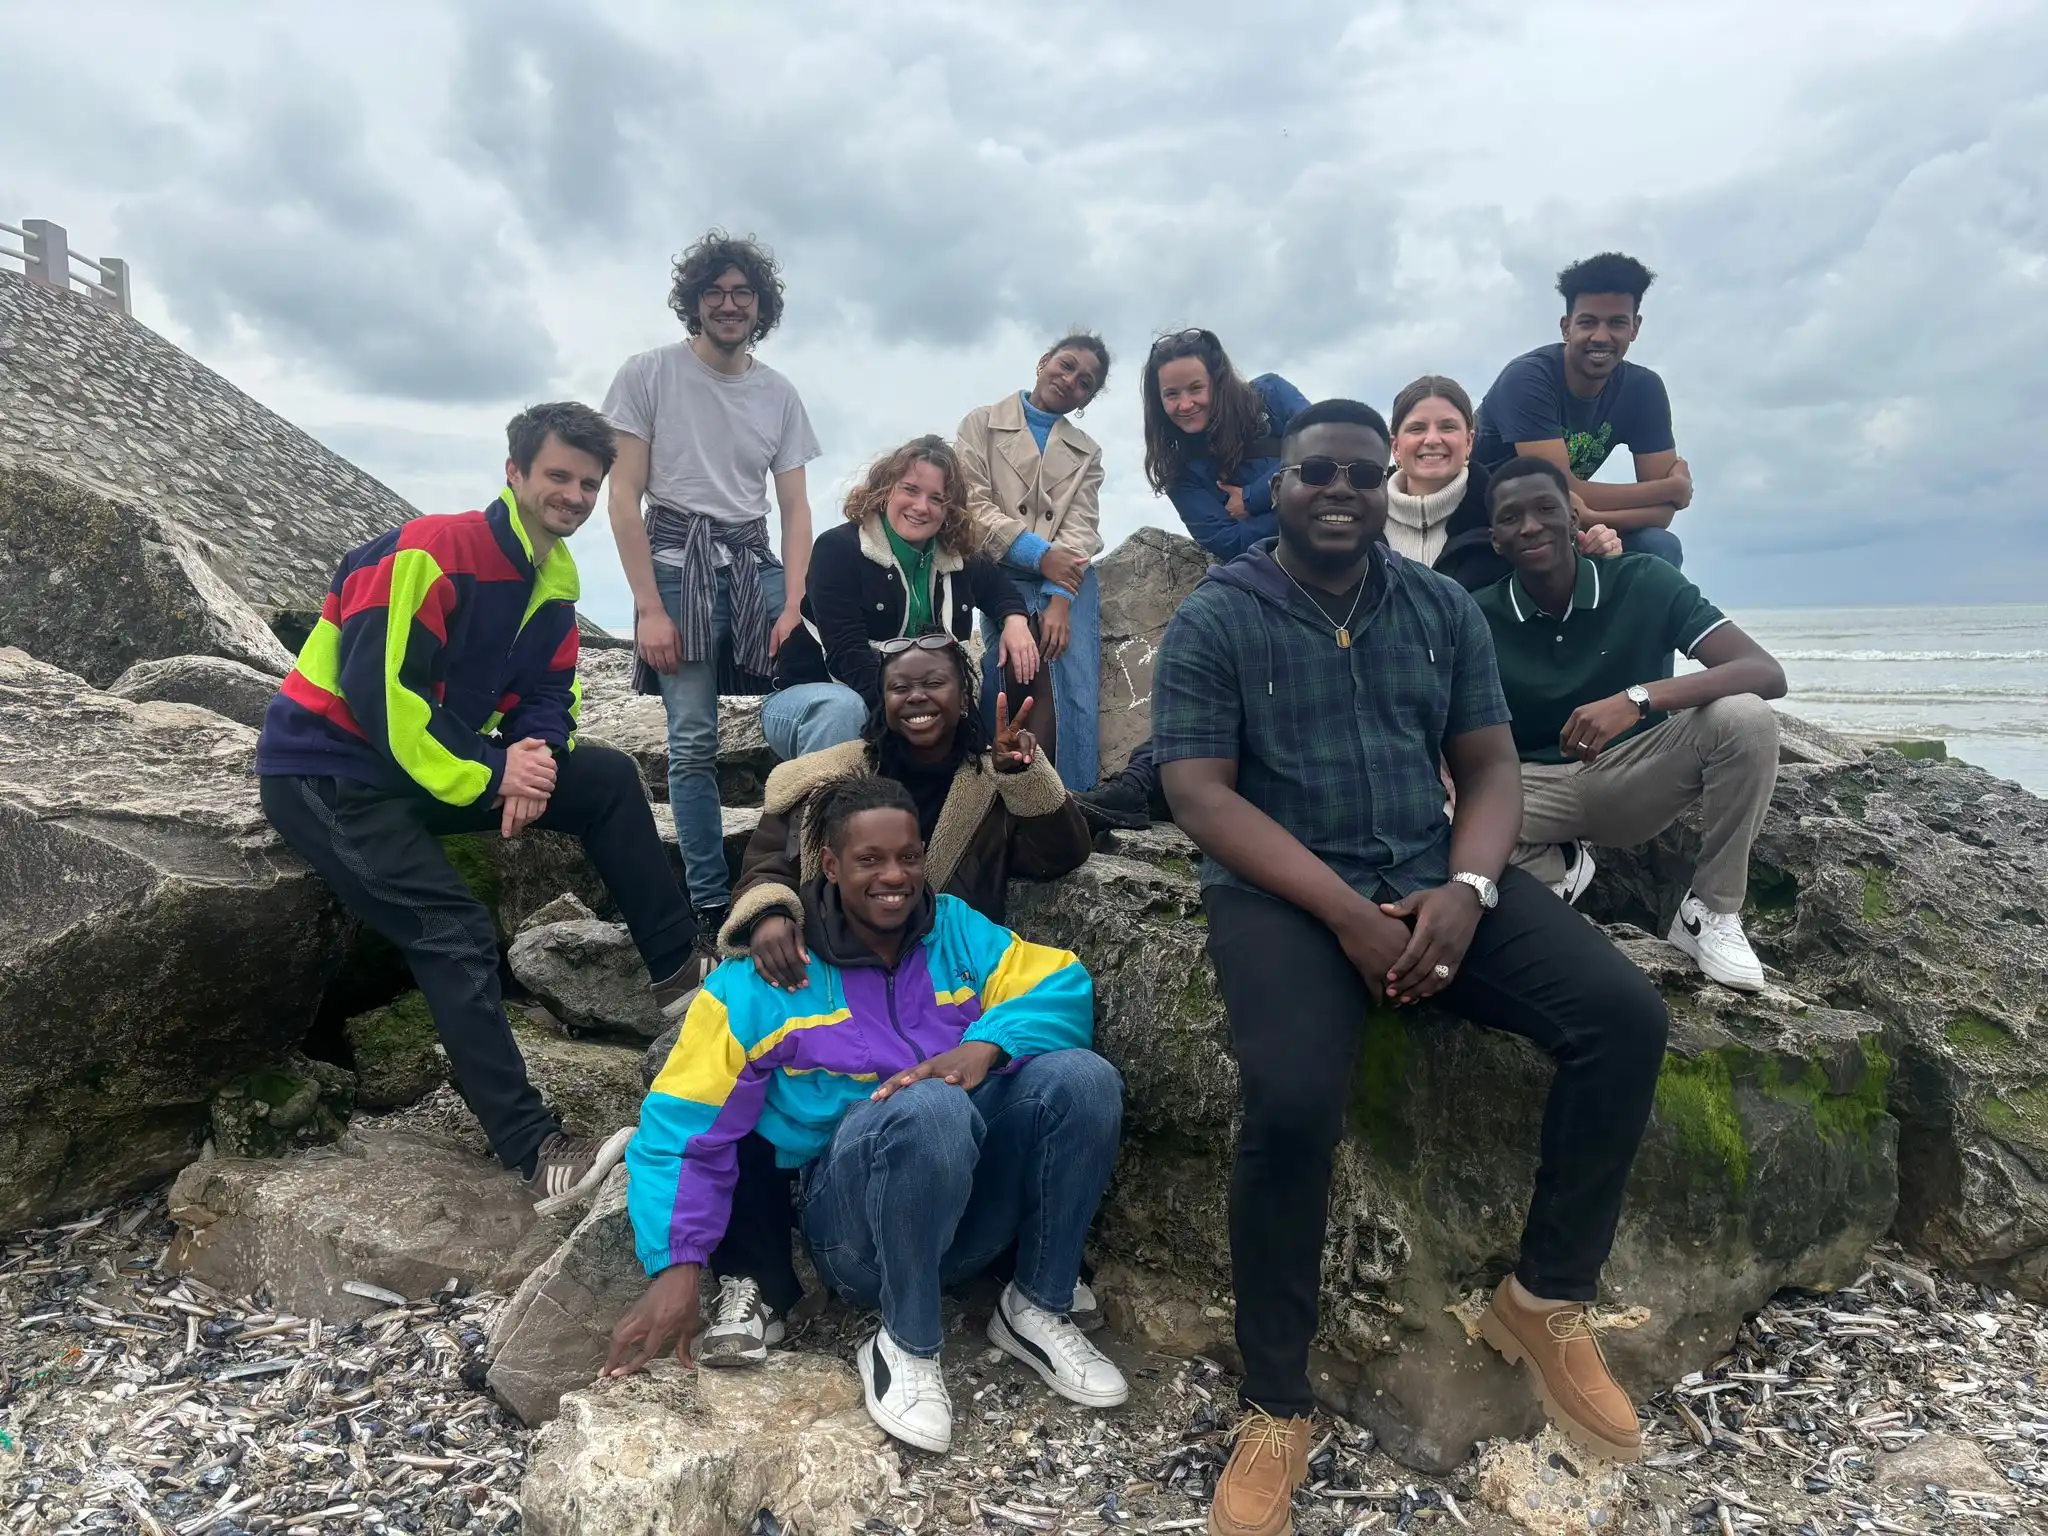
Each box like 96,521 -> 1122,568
842,434 -> 976,557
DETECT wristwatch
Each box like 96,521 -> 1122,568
1451,871 -> 1499,909
1626,684 -> 1653,718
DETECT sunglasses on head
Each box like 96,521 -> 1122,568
1284,457 -> 1390,491
1149,327 -> 1216,356
877,633 -> 961,658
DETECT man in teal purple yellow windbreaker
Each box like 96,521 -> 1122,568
606,774 -> 1128,1454
256,401 -> 700,1217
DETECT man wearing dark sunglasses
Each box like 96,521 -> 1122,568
1150,399 -> 1671,1534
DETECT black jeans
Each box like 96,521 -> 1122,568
715,1132 -> 802,1314
1204,866 -> 1668,1417
261,743 -> 696,1173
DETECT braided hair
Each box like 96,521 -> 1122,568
802,773 -> 922,873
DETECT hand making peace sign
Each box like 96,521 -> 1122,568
992,692 -> 1037,774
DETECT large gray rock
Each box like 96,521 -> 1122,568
1094,525 -> 1208,780
488,1165 -> 642,1425
1582,747 -> 2048,1297
0,461 -> 297,685
165,1125 -> 561,1319
577,649 -> 779,806
0,269 -> 415,646
1010,852 -> 1899,1471
509,918 -> 666,1041
107,653 -> 281,729
0,648 -> 351,1228
514,1020 -> 648,1138
521,1352 -> 893,1536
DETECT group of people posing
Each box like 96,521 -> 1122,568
250,232 -> 1792,1536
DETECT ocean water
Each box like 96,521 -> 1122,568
1726,605 -> 2048,795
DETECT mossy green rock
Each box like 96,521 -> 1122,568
1583,735 -> 2048,1297
1012,840 -> 1899,1472
211,1052 -> 357,1159
344,991 -> 447,1111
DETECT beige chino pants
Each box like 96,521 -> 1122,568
1511,694 -> 1779,913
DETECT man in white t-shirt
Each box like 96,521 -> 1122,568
604,230 -> 821,940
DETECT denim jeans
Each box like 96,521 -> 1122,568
1619,525 -> 1683,569
797,1050 -> 1123,1356
982,567 -> 1101,792
761,681 -> 869,761
653,560 -> 786,909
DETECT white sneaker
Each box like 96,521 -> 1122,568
1069,1279 -> 1105,1334
1668,893 -> 1766,992
1551,841 -> 1597,906
988,1282 -> 1129,1408
858,1328 -> 953,1452
696,1274 -> 786,1368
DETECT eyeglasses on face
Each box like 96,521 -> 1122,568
876,633 -> 961,657
704,285 -> 757,308
1283,457 -> 1390,491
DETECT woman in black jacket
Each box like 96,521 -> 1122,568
762,435 -> 1039,760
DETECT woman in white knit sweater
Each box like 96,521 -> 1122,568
1384,374 -> 1617,590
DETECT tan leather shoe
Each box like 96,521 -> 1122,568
1479,1275 -> 1643,1462
1208,1407 -> 1312,1536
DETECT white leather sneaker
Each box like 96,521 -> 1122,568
1552,840 -> 1597,907
1069,1279 -> 1104,1333
1668,893 -> 1767,992
858,1328 -> 953,1452
988,1282 -> 1129,1408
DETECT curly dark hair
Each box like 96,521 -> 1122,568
1141,328 -> 1271,495
864,634 -> 991,778
803,774 -> 922,869
1556,252 -> 1657,314
667,229 -> 787,343
843,435 -> 977,557
505,400 -> 617,474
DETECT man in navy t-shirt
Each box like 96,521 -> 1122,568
1473,252 -> 1691,568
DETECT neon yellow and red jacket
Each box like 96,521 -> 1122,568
255,488 -> 580,805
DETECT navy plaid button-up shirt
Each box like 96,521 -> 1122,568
1151,540 -> 1511,900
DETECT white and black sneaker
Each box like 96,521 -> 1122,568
696,1274 -> 785,1368
1069,1279 -> 1105,1334
1552,840 -> 1597,907
988,1282 -> 1129,1408
1667,892 -> 1767,992
857,1328 -> 953,1452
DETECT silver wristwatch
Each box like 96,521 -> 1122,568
1451,871 -> 1499,909
1625,684 -> 1652,718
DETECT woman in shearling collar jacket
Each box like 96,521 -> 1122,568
725,634 -> 1090,971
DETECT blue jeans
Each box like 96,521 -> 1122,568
1620,525 -> 1683,568
761,681 -> 868,761
797,1050 -> 1123,1356
653,561 -> 786,910
981,568 -> 1101,793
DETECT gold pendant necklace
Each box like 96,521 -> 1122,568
1278,561 -> 1367,649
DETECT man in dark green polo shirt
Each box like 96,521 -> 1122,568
1475,456 -> 1787,992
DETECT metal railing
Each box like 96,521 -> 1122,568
0,219 -> 131,315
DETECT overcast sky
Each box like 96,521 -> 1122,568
4,0 -> 2044,622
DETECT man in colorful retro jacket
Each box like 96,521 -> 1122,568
607,774 -> 1127,1453
256,401 -> 701,1217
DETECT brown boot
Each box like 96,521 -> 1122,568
1208,1407 -> 1312,1536
1478,1275 -> 1643,1462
